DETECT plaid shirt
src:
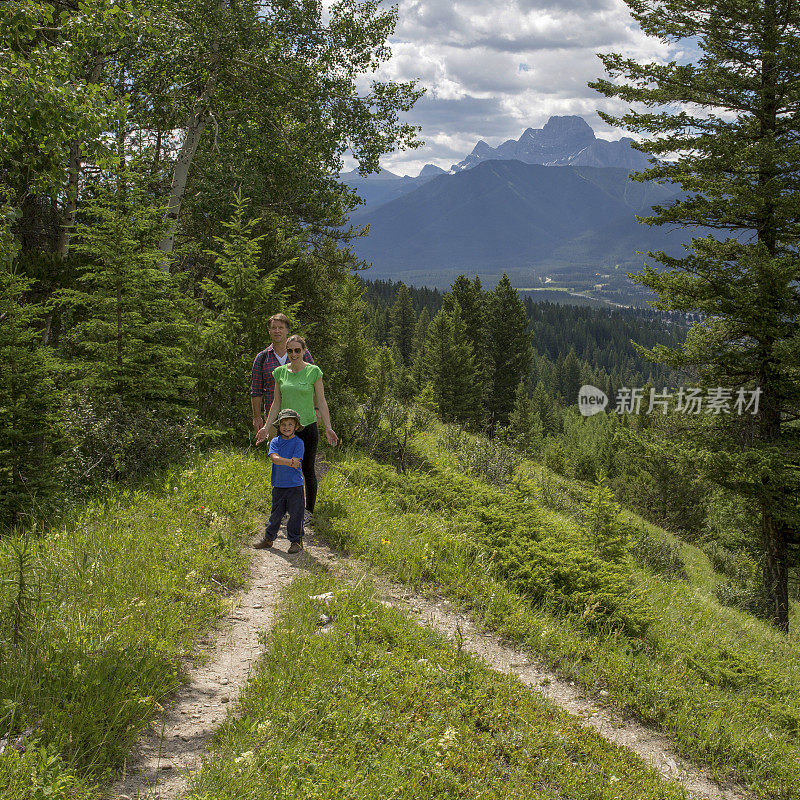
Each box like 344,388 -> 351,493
250,344 -> 314,414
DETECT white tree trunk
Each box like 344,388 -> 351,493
158,71 -> 217,258
57,141 -> 80,259
159,0 -> 228,260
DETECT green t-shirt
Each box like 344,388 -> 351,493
272,363 -> 323,426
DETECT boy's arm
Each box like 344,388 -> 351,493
288,438 -> 304,468
270,452 -> 295,466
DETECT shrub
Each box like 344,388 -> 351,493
585,474 -> 627,564
627,524 -> 688,581
714,582 -> 772,618
543,440 -> 566,474
703,541 -> 760,586
338,457 -> 653,637
0,744 -> 92,800
439,426 -> 522,486
59,393 -> 200,491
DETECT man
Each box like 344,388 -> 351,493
250,314 -> 314,432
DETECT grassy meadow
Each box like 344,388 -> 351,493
2,431 -> 798,800
315,430 -> 800,799
188,574 -> 688,800
0,450 -> 269,798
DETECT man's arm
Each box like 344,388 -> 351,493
250,351 -> 266,430
251,395 -> 262,430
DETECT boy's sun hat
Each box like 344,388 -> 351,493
273,408 -> 304,431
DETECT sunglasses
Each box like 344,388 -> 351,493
287,347 -> 303,354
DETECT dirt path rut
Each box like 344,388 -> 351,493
381,586 -> 751,800
108,529 -> 336,800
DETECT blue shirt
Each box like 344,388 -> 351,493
268,435 -> 305,488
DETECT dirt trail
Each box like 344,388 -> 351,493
379,585 -> 752,800
108,523 -> 751,800
108,528 -> 336,800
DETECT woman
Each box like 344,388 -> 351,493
256,334 -> 337,522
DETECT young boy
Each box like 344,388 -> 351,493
254,408 -> 306,553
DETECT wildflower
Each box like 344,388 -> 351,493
436,726 -> 458,755
234,750 -> 255,767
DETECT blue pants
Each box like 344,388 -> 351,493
264,486 -> 304,543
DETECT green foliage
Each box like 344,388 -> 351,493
586,474 -> 628,564
628,525 -> 688,582
0,449 -> 264,786
440,426 -> 522,487
389,282 -> 415,366
423,301 -> 483,428
324,452 -> 652,637
58,393 -> 199,488
319,439 -> 800,794
592,0 -> 800,629
0,1 -> 124,200
0,744 -> 93,800
412,383 -> 439,425
53,160 -> 198,483
0,268 -> 60,527
63,161 -> 195,412
198,191 -> 295,437
487,274 -> 532,427
508,380 -> 544,456
0,190 -> 18,267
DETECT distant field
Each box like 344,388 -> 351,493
516,288 -> 616,308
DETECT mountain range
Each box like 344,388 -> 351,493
450,115 -> 651,172
341,116 -> 685,302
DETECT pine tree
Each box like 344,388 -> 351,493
488,274 -> 533,427
199,190 -> 294,435
63,161 -> 195,414
59,156 -> 197,479
532,380 -> 556,436
592,0 -> 800,629
509,379 -> 544,455
449,302 -> 484,428
561,347 -> 583,407
588,473 -> 628,564
389,282 -> 415,366
424,301 -> 483,427
0,267 -> 60,527
451,274 -> 493,407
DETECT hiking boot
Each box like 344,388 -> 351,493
288,540 -> 304,554
302,509 -> 314,525
253,538 -> 274,549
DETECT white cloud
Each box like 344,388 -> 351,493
365,0 -> 674,175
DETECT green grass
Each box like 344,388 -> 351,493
0,448 -> 271,799
316,442 -> 800,799
188,574 -> 688,800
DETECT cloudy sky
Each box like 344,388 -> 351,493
362,0 -> 679,176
